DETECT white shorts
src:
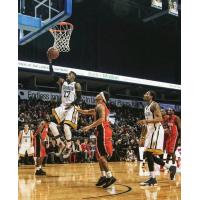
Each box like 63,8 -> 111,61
144,125 -> 164,155
52,104 -> 78,129
19,145 -> 34,156
175,149 -> 181,158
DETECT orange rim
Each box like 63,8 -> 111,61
49,22 -> 73,33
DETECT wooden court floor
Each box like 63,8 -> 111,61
18,162 -> 181,200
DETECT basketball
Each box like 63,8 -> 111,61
47,47 -> 59,60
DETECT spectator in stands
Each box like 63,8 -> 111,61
18,113 -> 25,127
88,141 -> 96,162
81,139 -> 91,162
72,139 -> 83,162
126,146 -> 136,162
46,139 -> 62,164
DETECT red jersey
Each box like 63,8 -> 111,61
167,115 -> 178,134
95,102 -> 113,158
34,122 -> 48,157
162,115 -> 169,129
96,102 -> 111,128
34,122 -> 48,141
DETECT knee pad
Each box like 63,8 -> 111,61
64,124 -> 72,141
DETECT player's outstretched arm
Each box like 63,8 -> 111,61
48,54 -> 64,87
75,106 -> 95,115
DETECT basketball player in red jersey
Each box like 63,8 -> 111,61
160,109 -> 169,171
76,91 -> 116,188
165,108 -> 181,165
34,115 -> 50,176
161,109 -> 170,146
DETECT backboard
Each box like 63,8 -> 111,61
18,0 -> 72,45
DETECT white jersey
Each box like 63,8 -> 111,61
61,81 -> 76,106
144,101 -> 164,154
144,101 -> 161,133
21,130 -> 31,146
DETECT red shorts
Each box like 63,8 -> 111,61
165,131 -> 178,154
34,133 -> 47,158
95,124 -> 113,159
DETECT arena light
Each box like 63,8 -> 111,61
18,60 -> 181,90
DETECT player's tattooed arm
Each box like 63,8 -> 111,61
82,104 -> 105,132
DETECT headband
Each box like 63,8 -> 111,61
100,92 -> 106,103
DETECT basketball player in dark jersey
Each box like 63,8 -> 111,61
34,115 -> 50,175
76,91 -> 116,188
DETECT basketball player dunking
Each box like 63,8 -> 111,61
137,91 -> 176,186
34,116 -> 50,175
47,57 -> 82,155
76,91 -> 116,188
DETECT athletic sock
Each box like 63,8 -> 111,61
106,171 -> 112,178
101,171 -> 106,177
150,171 -> 155,178
36,166 -> 40,171
164,163 -> 170,169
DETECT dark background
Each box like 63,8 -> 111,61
18,0 -> 181,84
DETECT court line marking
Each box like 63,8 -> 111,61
82,184 -> 132,199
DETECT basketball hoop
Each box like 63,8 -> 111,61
49,22 -> 73,52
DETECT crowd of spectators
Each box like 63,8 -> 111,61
18,98 -> 145,165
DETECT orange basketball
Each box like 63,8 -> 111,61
47,47 -> 59,60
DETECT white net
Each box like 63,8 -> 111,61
50,22 -> 73,52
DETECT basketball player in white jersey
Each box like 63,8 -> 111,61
18,124 -> 34,162
48,60 -> 82,155
137,91 -> 176,186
